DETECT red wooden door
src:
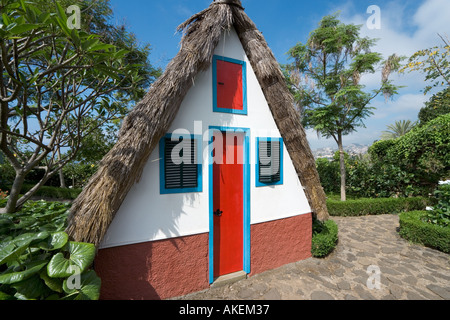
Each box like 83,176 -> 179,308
213,131 -> 244,277
216,59 -> 244,111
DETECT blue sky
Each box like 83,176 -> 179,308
109,0 -> 449,150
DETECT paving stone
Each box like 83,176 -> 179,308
237,288 -> 256,300
389,285 -> 404,299
381,266 -> 402,276
175,215 -> 450,301
402,275 -> 418,286
406,291 -> 426,300
354,284 -> 377,300
311,291 -> 335,300
381,246 -> 399,254
393,266 -> 413,276
426,285 -> 450,300
262,288 -> 281,300
337,281 -> 351,290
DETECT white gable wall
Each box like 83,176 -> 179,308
100,28 -> 311,249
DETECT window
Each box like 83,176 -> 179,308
256,138 -> 283,187
160,134 -> 202,194
213,55 -> 247,115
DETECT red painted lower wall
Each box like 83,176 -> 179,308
250,213 -> 312,276
95,213 -> 312,300
95,233 -> 210,300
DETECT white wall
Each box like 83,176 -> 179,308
100,28 -> 311,249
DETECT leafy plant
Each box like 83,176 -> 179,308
399,211 -> 450,253
423,183 -> 450,228
0,0 -> 160,214
285,12 -> 403,201
311,218 -> 338,258
0,201 -> 100,300
381,120 -> 416,140
0,190 -> 7,200
327,197 -> 431,217
399,34 -> 450,94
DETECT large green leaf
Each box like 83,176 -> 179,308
47,242 -> 96,278
39,268 -> 63,293
0,291 -> 15,300
62,270 -> 101,300
36,232 -> 68,251
0,260 -> 48,284
0,232 -> 49,265
8,23 -> 40,35
11,274 -> 50,300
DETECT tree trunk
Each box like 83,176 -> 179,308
58,168 -> 66,188
1,171 -> 26,214
57,148 -> 66,188
337,133 -> 347,202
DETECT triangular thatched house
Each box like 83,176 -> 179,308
67,0 -> 329,300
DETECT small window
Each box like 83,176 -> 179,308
160,134 -> 202,194
256,138 -> 283,187
213,55 -> 247,115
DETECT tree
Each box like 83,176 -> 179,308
285,13 -> 402,201
0,0 -> 159,213
381,120 -> 416,140
418,87 -> 450,125
400,34 -> 450,94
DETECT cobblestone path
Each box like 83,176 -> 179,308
175,214 -> 450,300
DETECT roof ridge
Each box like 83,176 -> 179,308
211,0 -> 245,10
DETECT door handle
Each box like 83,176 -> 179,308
214,209 -> 223,217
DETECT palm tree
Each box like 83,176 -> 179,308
381,120 -> 416,140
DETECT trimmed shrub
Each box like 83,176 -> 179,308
311,219 -> 339,258
399,211 -> 450,253
327,197 -> 431,217
0,184 -> 82,201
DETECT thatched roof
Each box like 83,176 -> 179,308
66,0 -> 329,247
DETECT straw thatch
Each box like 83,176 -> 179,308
66,0 -> 329,247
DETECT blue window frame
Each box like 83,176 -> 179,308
256,137 -> 284,187
212,55 -> 248,115
159,134 -> 202,194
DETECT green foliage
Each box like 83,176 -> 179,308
399,36 -> 450,94
418,87 -> 450,125
62,163 -> 98,188
311,218 -> 339,258
285,13 -> 402,201
0,201 -> 100,300
316,150 -> 427,198
0,184 -> 81,202
0,161 -> 15,186
327,197 -> 431,217
376,114 -> 450,188
316,158 -> 340,194
423,183 -> 450,227
381,120 -> 416,140
285,13 -> 401,137
0,0 -> 160,212
399,211 -> 450,253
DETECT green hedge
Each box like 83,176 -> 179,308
399,211 -> 450,253
0,184 -> 82,201
311,219 -> 339,258
327,197 -> 432,217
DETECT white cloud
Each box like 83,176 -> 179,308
372,93 -> 428,120
338,0 -> 449,94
